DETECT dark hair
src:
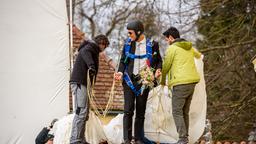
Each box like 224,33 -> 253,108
162,26 -> 180,39
127,20 -> 144,34
44,134 -> 54,142
93,34 -> 109,46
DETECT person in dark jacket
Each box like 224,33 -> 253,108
114,20 -> 162,144
35,119 -> 58,144
69,34 -> 109,144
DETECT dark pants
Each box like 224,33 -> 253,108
123,82 -> 150,141
172,83 -> 196,139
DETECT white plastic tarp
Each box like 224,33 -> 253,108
0,0 -> 69,143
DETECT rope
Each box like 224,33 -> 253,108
102,46 -> 123,117
149,86 -> 171,141
102,78 -> 115,117
86,69 -> 116,117
86,70 -> 104,117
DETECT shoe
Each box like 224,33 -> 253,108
122,140 -> 131,144
175,138 -> 188,144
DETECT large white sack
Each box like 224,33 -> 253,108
54,112 -> 107,144
103,114 -> 124,144
144,58 -> 207,143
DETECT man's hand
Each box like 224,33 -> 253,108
114,72 -> 123,81
88,68 -> 96,77
155,69 -> 162,78
47,126 -> 51,130
201,54 -> 204,60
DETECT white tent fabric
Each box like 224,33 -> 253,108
0,0 -> 69,143
54,58 -> 206,144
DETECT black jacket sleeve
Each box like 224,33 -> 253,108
153,41 -> 162,70
117,45 -> 126,73
35,127 -> 50,144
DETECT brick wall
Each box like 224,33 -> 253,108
94,56 -> 124,111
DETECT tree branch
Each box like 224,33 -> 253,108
200,38 -> 256,53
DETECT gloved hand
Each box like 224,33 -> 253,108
88,67 -> 96,77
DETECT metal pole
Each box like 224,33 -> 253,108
68,0 -> 74,112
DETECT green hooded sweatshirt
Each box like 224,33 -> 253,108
160,40 -> 201,87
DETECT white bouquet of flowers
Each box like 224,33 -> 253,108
138,60 -> 155,95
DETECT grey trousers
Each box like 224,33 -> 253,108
70,83 -> 89,144
172,83 -> 196,139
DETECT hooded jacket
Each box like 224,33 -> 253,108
160,39 -> 201,87
70,40 -> 100,85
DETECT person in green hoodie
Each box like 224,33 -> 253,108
160,27 -> 202,144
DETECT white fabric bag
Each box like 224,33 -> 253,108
143,57 -> 207,143
54,112 -> 107,144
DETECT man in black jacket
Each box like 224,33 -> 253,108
115,20 -> 162,144
69,34 -> 109,144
